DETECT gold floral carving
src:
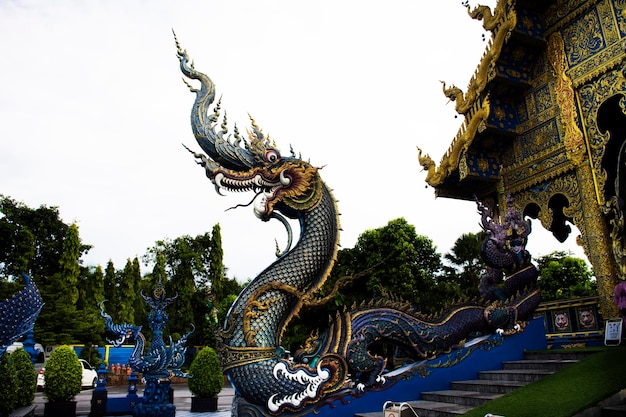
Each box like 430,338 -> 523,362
218,345 -> 277,372
544,0 -> 599,35
578,70 -> 626,205
602,196 -> 626,279
547,32 -> 586,166
513,172 -> 582,233
512,165 -> 618,317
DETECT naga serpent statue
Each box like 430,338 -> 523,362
175,36 -> 541,416
0,274 -> 43,359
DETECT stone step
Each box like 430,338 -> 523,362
450,378 -> 526,394
523,350 -> 594,361
502,358 -> 579,371
478,368 -> 553,382
421,389 -> 502,407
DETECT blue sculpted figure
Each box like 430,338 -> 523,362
100,279 -> 193,417
0,274 -> 43,359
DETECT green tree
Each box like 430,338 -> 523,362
443,232 -> 486,299
144,252 -> 167,291
284,218 -> 444,351
145,235 -> 211,340
36,224 -> 83,344
103,260 -> 117,315
132,257 -> 144,322
143,228 -> 241,347
0,196 -> 68,280
117,258 -> 137,324
192,224 -> 228,347
345,218 -> 442,309
76,265 -> 106,345
537,251 -> 596,301
0,196 -> 90,303
208,224 -> 225,300
0,197 -> 92,344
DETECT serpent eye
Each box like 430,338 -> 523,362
265,150 -> 279,163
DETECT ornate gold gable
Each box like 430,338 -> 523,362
420,0 -> 626,318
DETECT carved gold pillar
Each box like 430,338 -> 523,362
548,32 -> 619,318
575,163 -> 619,318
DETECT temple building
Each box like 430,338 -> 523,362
418,0 -> 626,319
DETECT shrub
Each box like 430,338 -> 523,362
11,348 -> 36,407
43,345 -> 81,402
188,347 -> 223,398
0,353 -> 18,416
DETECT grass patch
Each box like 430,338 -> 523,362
463,347 -> 626,417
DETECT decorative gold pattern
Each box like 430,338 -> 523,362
602,196 -> 626,277
514,172 -> 582,232
219,345 -> 277,372
547,32 -> 586,165
418,98 -> 491,187
421,0 -> 626,318
544,0 -> 599,34
562,7 -> 605,67
439,0 -> 516,115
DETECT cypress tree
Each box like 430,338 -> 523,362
76,265 -> 106,344
103,260 -> 118,321
209,224 -> 225,301
36,224 -> 82,344
117,259 -> 136,324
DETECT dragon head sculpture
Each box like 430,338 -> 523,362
176,36 -> 322,224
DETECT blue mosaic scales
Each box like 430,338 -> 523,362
0,274 -> 43,359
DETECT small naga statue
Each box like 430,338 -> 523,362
0,274 -> 43,359
464,1 -> 504,31
477,196 -> 540,305
440,80 -> 474,115
100,279 -> 192,417
417,146 -> 444,186
175,35 -> 541,417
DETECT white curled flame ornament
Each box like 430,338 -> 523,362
267,361 -> 331,413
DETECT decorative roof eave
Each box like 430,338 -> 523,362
419,0 -> 517,190
418,96 -> 491,187
441,0 -> 518,115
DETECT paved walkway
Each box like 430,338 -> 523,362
33,382 -> 235,417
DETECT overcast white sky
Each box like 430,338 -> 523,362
0,0 -> 588,281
